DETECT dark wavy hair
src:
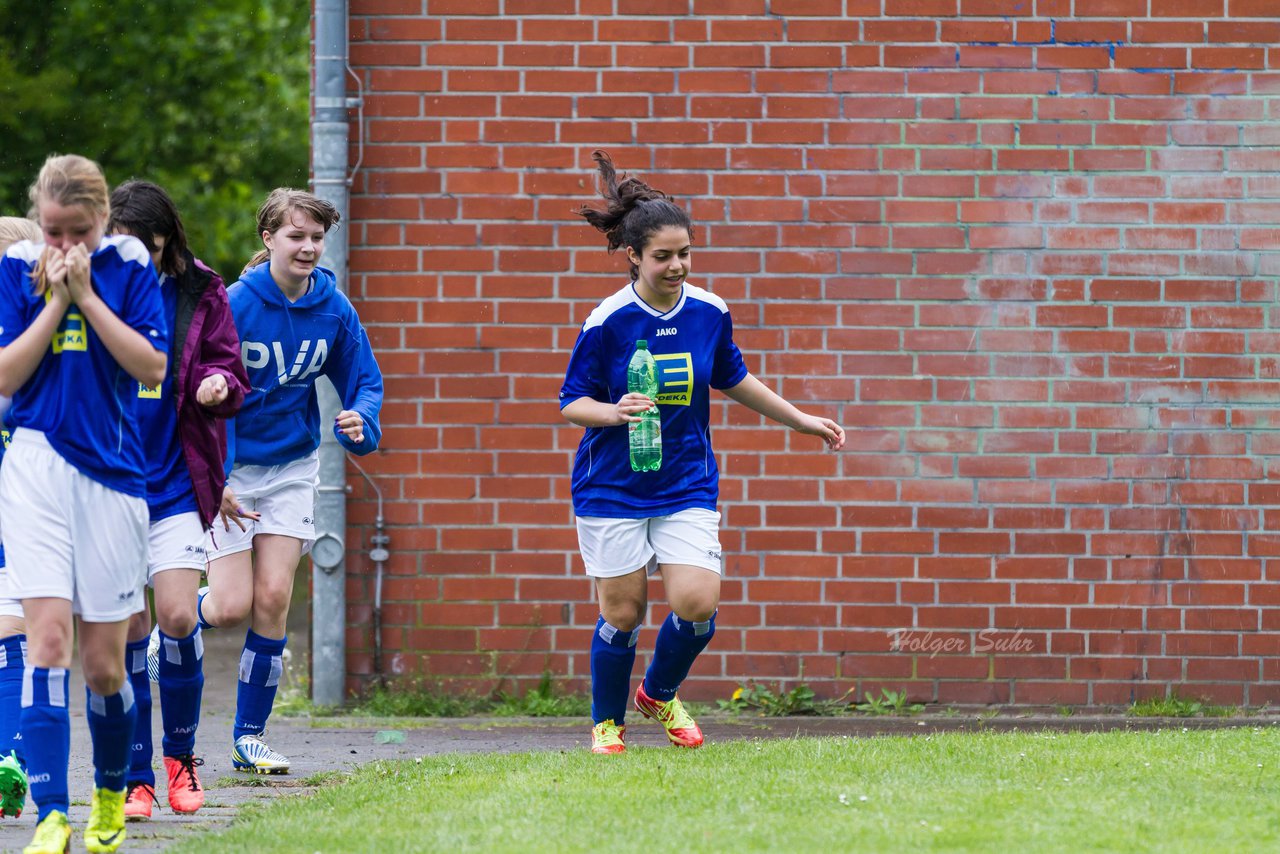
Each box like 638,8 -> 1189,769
108,180 -> 189,277
575,150 -> 693,281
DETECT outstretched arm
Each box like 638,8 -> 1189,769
722,373 -> 845,451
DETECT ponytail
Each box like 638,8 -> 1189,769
243,249 -> 270,277
575,150 -> 693,280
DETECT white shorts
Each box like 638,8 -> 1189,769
148,512 -> 208,579
0,429 -> 148,622
0,565 -> 21,620
575,508 -> 723,578
208,453 -> 318,559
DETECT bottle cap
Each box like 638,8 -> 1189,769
637,339 -> 647,348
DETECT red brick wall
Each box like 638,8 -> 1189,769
341,1 -> 1280,707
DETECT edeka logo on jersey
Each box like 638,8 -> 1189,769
45,290 -> 87,354
653,352 -> 693,406
241,338 -> 329,387
0,429 -> 9,450
137,382 -> 161,399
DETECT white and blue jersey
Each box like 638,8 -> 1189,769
559,281 -> 748,519
137,273 -> 197,521
0,236 -> 167,498
226,262 -> 382,468
0,427 -> 8,568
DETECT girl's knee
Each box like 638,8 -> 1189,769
27,625 -> 73,667
155,602 -> 197,637
600,602 -> 645,632
83,668 -> 126,697
254,584 -> 293,620
671,597 -> 718,624
126,609 -> 151,641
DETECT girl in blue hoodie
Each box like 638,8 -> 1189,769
198,188 -> 382,773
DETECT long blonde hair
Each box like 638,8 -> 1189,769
28,154 -> 110,294
0,217 -> 40,256
243,188 -> 340,276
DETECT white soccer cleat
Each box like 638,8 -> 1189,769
231,734 -> 290,774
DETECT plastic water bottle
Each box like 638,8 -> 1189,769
627,339 -> 662,472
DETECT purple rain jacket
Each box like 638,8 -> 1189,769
172,252 -> 250,528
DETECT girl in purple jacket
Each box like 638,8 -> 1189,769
107,181 -> 249,820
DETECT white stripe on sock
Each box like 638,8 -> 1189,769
266,655 -> 283,688
238,649 -> 256,683
118,679 -> 134,712
47,668 -> 67,708
164,637 -> 181,665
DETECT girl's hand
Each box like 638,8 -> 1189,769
614,392 -> 654,425
41,248 -> 70,305
793,414 -> 846,451
336,409 -> 364,443
64,243 -> 94,304
42,247 -> 66,287
219,485 -> 261,532
196,373 -> 229,407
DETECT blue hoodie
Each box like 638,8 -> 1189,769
226,262 -> 382,468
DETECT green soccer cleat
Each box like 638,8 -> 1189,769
0,749 -> 27,817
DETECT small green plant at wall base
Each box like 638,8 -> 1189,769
491,672 -> 592,718
718,682 -> 851,716
351,673 -> 591,718
855,689 -> 925,716
1129,695 -> 1237,718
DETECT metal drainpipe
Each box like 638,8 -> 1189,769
310,0 -> 357,708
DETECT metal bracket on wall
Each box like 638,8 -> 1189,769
344,63 -> 364,186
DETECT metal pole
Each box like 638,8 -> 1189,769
310,0 -> 352,708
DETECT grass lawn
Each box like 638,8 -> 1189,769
176,727 -> 1280,852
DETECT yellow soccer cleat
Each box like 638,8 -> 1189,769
24,809 -> 71,854
84,787 -> 127,853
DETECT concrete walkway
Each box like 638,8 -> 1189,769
0,631 -> 1272,852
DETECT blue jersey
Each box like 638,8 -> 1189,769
137,274 -> 197,520
559,281 -> 748,518
0,426 -> 8,568
0,236 -> 168,497
227,262 -> 383,468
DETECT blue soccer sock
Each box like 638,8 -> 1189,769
0,635 -> 26,766
86,682 -> 137,792
157,626 -> 204,757
21,666 -> 70,820
125,636 -> 155,786
234,630 -> 286,741
196,588 -> 215,631
643,611 -> 717,702
590,616 -> 638,725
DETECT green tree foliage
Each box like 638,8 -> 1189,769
0,0 -> 309,280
